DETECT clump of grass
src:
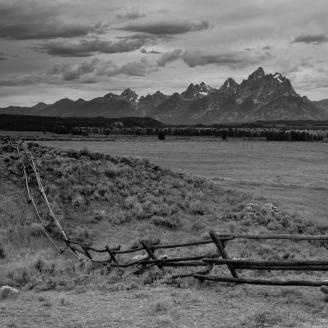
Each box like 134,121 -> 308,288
189,200 -> 206,215
151,215 -> 181,229
150,297 -> 173,315
71,226 -> 91,243
252,310 -> 284,328
28,223 -> 45,238
71,193 -> 85,207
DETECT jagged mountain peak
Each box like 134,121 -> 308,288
219,78 -> 239,93
1,67 -> 327,124
153,90 -> 165,97
248,67 -> 265,80
181,82 -> 213,98
120,88 -> 138,102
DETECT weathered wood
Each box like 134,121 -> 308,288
81,246 -> 93,260
152,238 -> 232,250
113,240 -> 160,254
66,240 -> 120,253
193,275 -> 328,287
203,258 -> 328,266
105,245 -> 118,264
22,143 -> 71,243
237,265 -> 328,271
161,261 -> 209,267
135,254 -> 219,264
214,232 -> 328,241
209,230 -> 238,278
19,142 -> 79,259
140,240 -> 162,269
16,143 -> 62,253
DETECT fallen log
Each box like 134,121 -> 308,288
213,233 -> 328,241
193,275 -> 328,287
203,258 -> 328,266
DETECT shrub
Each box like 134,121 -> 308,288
28,223 -> 45,238
71,226 -> 90,243
78,148 -> 92,158
0,286 -> 19,300
150,297 -> 173,315
0,244 -> 5,259
71,194 -> 85,207
189,200 -> 205,215
151,215 -> 181,229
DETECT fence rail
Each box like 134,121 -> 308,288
4,137 -> 328,289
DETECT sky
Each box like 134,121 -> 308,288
0,0 -> 328,106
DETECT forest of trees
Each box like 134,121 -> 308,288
1,114 -> 328,141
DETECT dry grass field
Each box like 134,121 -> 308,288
40,137 -> 328,226
1,138 -> 328,327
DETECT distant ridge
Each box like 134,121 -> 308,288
1,67 -> 328,124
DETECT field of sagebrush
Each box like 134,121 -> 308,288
1,140 -> 328,327
40,137 -> 328,226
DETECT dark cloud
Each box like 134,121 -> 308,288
112,59 -> 156,77
293,34 -> 328,44
157,49 -> 261,69
157,49 -> 183,66
0,52 -> 6,60
141,48 -> 162,54
118,20 -> 210,35
116,12 -> 146,20
262,46 -> 272,50
48,60 -> 100,81
49,58 -> 157,81
38,36 -> 156,57
0,1 -> 107,40
183,51 -> 255,68
0,57 -> 158,86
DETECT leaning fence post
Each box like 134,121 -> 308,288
81,246 -> 93,260
209,230 -> 238,278
105,245 -> 119,264
140,240 -> 162,269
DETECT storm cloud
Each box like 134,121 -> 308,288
49,58 -> 157,81
0,1 -> 107,40
0,58 -> 158,86
118,20 -> 210,35
1,0 -> 328,106
293,34 -> 328,44
157,49 -> 263,69
38,36 -> 156,57
116,12 -> 146,20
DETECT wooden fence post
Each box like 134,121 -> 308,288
81,246 -> 93,260
105,245 -> 119,264
140,240 -> 162,269
209,230 -> 238,278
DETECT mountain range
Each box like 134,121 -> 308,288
1,67 -> 328,124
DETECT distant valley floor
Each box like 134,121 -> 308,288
37,136 -> 328,227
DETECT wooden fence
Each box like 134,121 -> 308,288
5,138 -> 328,288
63,231 -> 328,287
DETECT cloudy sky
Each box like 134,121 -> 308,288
0,0 -> 328,106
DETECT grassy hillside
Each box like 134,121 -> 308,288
1,140 -> 328,326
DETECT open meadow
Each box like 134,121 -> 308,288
40,137 -> 328,227
1,137 -> 328,327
